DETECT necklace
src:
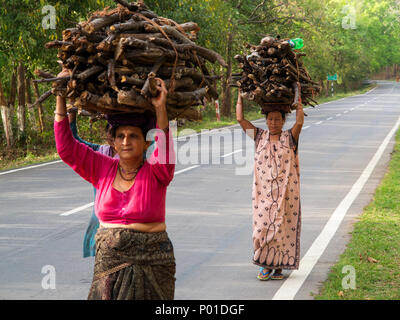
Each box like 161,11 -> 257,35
118,163 -> 142,181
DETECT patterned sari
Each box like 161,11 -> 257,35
252,128 -> 301,270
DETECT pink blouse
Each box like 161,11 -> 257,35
54,118 -> 175,224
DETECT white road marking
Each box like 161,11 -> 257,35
59,164 -> 201,216
336,114 -> 341,117
174,165 -> 200,175
303,126 -> 310,130
327,117 -> 333,120
0,160 -> 62,176
344,111 -> 349,114
272,115 -> 400,300
60,202 -> 94,216
221,149 -> 243,158
315,121 -> 323,125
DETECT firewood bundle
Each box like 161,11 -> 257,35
233,35 -> 321,113
32,0 -> 226,121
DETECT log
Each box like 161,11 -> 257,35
292,82 -> 300,108
149,37 -> 227,66
179,22 -> 200,33
76,65 -> 104,80
109,20 -> 149,33
117,89 -> 154,111
97,34 -> 117,51
141,56 -> 166,97
167,87 -> 208,107
81,13 -> 122,34
164,77 -> 194,90
34,69 -> 55,79
29,89 -> 52,109
33,76 -> 71,83
168,105 -> 201,120
107,59 -> 117,89
45,40 -> 73,49
121,75 -> 145,86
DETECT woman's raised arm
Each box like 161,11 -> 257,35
290,83 -> 304,143
236,89 -> 257,140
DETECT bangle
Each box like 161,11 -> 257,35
54,111 -> 67,117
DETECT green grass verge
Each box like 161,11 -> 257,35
314,129 -> 400,300
0,152 -> 60,172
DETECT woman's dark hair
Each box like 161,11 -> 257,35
110,124 -> 149,140
264,110 -> 286,121
105,123 -> 111,134
107,111 -> 156,140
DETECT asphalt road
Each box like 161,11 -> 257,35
0,80 -> 399,300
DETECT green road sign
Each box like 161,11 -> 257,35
327,74 -> 338,81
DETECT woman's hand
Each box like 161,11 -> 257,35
151,78 -> 168,130
151,78 -> 168,110
57,68 -> 70,78
236,88 -> 257,139
54,69 -> 70,122
236,88 -> 243,121
290,83 -> 304,142
67,106 -> 78,123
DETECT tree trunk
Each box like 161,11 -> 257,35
318,80 -> 324,97
25,76 -> 38,132
0,80 -> 14,148
17,62 -> 26,140
33,82 -> 45,133
221,32 -> 233,117
325,80 -> 329,97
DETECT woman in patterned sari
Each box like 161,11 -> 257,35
236,87 -> 304,280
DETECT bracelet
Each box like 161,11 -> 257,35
54,111 -> 67,117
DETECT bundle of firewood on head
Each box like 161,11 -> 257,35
32,0 -> 227,121
232,35 -> 321,114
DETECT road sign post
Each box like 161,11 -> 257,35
327,74 -> 338,97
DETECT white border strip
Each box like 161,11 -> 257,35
221,149 -> 243,158
0,160 -> 62,176
60,202 -> 94,216
272,115 -> 400,300
174,165 -> 200,175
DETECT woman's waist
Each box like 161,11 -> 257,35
95,206 -> 166,230
99,221 -> 166,233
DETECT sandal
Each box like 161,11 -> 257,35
271,269 -> 284,280
257,267 -> 272,281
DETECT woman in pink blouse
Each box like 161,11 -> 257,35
54,70 -> 176,300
